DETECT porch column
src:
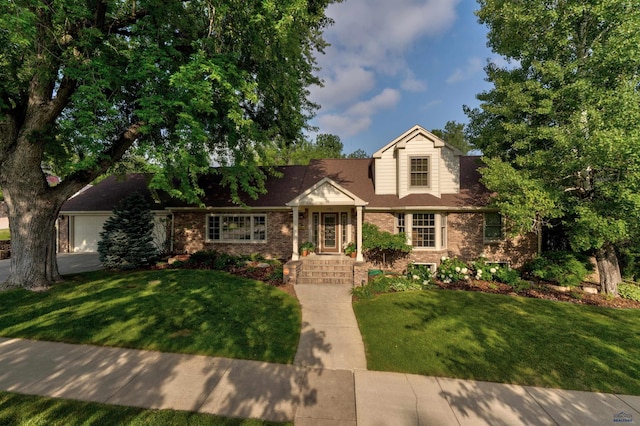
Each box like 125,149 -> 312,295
292,206 -> 299,260
356,205 -> 364,262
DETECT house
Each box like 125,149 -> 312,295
58,125 -> 538,279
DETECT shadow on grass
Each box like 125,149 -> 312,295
0,269 -> 330,422
355,290 -> 640,396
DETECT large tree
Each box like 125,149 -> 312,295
0,0 -> 336,289
466,0 -> 640,294
431,120 -> 472,154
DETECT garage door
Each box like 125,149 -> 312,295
73,215 -> 109,252
72,215 -> 169,253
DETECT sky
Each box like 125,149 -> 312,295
308,0 -> 504,156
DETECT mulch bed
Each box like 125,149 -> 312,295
436,279 -> 640,309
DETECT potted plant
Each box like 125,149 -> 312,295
344,242 -> 357,258
300,241 -> 315,257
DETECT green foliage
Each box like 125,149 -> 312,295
346,149 -> 369,158
619,282 -> 640,302
431,121 -> 472,154
299,241 -> 315,253
523,251 -> 593,287
98,193 -> 158,270
407,263 -> 434,286
494,266 -> 521,286
467,0 -> 640,292
361,223 -> 411,264
184,250 -> 245,270
437,257 -> 471,283
471,257 -> 499,281
619,245 -> 640,280
344,241 -> 356,255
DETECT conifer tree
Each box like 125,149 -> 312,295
98,193 -> 158,270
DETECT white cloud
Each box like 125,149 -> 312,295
446,56 -> 483,84
401,71 -> 428,92
309,66 -> 375,111
318,89 -> 401,135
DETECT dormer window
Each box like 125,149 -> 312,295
410,157 -> 430,188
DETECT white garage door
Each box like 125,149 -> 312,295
72,215 -> 169,253
73,215 -> 109,253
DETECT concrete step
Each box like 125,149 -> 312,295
297,277 -> 354,285
299,270 -> 353,279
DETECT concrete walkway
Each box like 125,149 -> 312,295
0,268 -> 639,424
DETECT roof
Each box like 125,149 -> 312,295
61,157 -> 491,212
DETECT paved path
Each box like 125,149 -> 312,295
0,267 -> 639,424
0,253 -> 102,283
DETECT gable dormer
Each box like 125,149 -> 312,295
372,125 -> 462,198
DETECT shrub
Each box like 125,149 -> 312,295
494,266 -> 521,285
407,263 -> 434,286
437,257 -> 470,283
619,282 -> 640,302
98,192 -> 158,270
511,279 -> 532,293
470,257 -> 499,281
362,223 -> 411,265
522,251 -> 593,287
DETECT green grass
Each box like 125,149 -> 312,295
354,289 -> 640,395
0,228 -> 9,240
0,391 -> 289,425
0,269 -> 301,363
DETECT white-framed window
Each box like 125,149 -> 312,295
409,157 -> 430,188
396,212 -> 447,249
207,214 -> 267,243
412,213 -> 436,248
484,212 -> 503,242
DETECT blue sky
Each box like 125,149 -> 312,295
308,0 -> 504,156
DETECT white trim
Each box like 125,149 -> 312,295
286,177 -> 368,207
373,125 -> 463,158
206,213 -> 268,244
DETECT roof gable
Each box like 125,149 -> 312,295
372,124 -> 462,158
287,177 -> 367,207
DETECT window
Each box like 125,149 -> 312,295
410,157 -> 430,187
484,212 -> 503,241
396,213 -> 405,234
207,214 -> 267,242
412,213 -> 436,248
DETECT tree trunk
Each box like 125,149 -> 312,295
2,188 -> 66,291
595,243 -> 622,295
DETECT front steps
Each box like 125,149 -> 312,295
298,255 -> 355,285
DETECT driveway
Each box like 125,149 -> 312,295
0,253 -> 102,283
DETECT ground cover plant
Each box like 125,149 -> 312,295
0,391 -> 288,426
0,269 -> 300,363
353,289 -> 640,395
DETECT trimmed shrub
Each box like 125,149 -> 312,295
98,192 -> 158,270
494,266 -> 520,285
522,251 -> 593,287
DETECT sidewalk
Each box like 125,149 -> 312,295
0,282 -> 639,424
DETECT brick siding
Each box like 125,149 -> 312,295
173,210 -> 293,260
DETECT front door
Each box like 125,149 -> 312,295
321,213 -> 339,253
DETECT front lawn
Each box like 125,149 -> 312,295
354,289 -> 640,395
0,228 -> 9,240
0,391 -> 289,425
0,269 -> 301,363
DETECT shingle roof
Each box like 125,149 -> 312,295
61,157 -> 491,212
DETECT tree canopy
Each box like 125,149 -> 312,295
466,0 -> 640,293
431,121 -> 472,154
0,0 -> 337,289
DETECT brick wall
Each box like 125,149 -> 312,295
361,210 -> 537,272
447,212 -> 537,268
173,210 -> 293,260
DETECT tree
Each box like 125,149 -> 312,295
98,192 -> 158,270
278,133 -> 344,165
0,0 -> 336,289
431,121 -> 472,154
346,148 -> 369,158
465,0 -> 640,294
